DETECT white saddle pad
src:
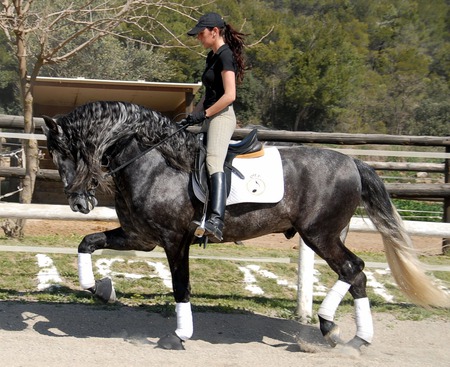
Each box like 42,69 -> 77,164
193,146 -> 284,205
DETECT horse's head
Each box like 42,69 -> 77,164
42,115 -> 98,214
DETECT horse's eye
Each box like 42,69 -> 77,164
91,178 -> 99,188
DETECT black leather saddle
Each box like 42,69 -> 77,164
193,129 -> 264,198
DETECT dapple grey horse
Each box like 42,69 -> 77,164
42,101 -> 449,351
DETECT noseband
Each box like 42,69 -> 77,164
64,177 -> 99,206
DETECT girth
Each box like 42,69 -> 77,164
193,129 -> 264,198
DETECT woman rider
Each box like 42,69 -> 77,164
186,12 -> 246,241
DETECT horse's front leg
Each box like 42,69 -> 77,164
157,239 -> 192,351
77,227 -> 128,303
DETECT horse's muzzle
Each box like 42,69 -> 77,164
68,192 -> 98,214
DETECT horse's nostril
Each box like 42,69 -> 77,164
69,197 -> 88,213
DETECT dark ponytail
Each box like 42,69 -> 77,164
221,24 -> 246,84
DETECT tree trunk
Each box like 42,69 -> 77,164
5,25 -> 40,237
17,95 -> 39,237
293,107 -> 309,131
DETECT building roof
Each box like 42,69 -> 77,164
32,76 -> 202,118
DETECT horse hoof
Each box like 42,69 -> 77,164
324,325 -> 343,348
319,316 -> 343,348
94,278 -> 117,303
157,333 -> 185,350
346,336 -> 370,351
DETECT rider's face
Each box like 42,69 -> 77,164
197,27 -> 218,49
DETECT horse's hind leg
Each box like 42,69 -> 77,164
77,227 -> 129,303
304,234 -> 374,350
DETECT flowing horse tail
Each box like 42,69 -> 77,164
354,159 -> 450,308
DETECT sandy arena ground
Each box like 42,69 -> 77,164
0,220 -> 448,366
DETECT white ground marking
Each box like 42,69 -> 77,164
312,269 -> 328,297
238,265 -> 264,295
142,260 -> 172,289
239,264 -> 328,296
366,269 -> 395,302
95,258 -> 172,289
33,254 -> 405,303
35,254 -> 62,290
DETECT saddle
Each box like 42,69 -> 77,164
193,129 -> 264,199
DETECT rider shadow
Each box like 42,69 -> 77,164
0,299 -> 327,351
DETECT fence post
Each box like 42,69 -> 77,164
297,238 -> 314,323
443,146 -> 450,255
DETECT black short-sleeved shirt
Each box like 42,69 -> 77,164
202,44 -> 236,110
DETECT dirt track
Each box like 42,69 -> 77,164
0,302 -> 449,367
0,220 -> 448,366
23,219 -> 447,255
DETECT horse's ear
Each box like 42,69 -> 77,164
41,115 -> 58,135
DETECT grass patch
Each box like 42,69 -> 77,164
0,241 -> 448,322
0,233 -> 85,248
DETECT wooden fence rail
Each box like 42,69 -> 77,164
1,203 -> 449,237
0,167 -> 448,198
1,115 -> 450,146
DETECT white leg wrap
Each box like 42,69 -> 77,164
175,302 -> 193,341
318,280 -> 351,321
354,297 -> 374,344
78,253 -> 96,290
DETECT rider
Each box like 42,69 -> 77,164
186,12 -> 246,241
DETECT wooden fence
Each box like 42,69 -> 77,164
0,114 -> 449,321
0,114 -> 449,232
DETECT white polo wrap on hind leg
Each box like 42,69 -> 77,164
318,280 -> 351,321
354,297 -> 374,343
78,253 -> 95,289
175,302 -> 193,341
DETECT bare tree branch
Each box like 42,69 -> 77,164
0,0 -> 208,237
247,25 -> 274,48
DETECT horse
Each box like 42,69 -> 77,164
42,101 -> 449,351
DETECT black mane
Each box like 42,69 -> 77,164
53,101 -> 199,192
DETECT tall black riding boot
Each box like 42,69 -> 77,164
203,172 -> 226,241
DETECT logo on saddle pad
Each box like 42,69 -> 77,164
247,174 -> 266,195
193,146 -> 284,205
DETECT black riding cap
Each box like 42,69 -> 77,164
187,12 -> 225,36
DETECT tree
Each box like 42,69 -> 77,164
0,0 -> 203,237
0,31 -> 20,114
41,36 -> 176,82
283,14 -> 364,131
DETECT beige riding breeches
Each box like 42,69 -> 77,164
204,105 -> 236,175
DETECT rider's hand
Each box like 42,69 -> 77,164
186,110 -> 206,125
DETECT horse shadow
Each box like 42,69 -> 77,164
0,296 -> 327,351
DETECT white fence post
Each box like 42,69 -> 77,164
296,225 -> 350,322
297,237 -> 314,323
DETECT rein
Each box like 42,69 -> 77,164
104,120 -> 189,178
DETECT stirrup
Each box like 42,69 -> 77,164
193,221 -> 223,241
193,214 -> 207,238
193,221 -> 206,238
